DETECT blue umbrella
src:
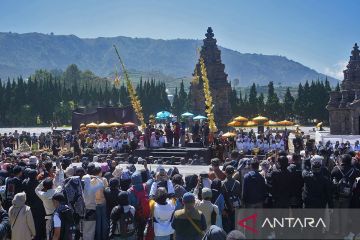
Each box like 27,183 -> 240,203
193,115 -> 207,120
181,112 -> 194,118
156,111 -> 171,119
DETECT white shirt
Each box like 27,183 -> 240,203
153,200 -> 175,236
149,180 -> 175,198
53,212 -> 61,228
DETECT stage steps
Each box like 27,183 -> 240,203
133,147 -> 212,164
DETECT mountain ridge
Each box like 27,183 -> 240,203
0,32 -> 339,86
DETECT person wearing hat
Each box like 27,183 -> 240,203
194,187 -> 220,231
172,192 -> 207,240
50,192 -> 73,240
9,192 -> 36,240
221,165 -> 241,233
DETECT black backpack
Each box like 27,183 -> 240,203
336,166 -> 355,198
50,205 -> 74,240
224,181 -> 241,209
114,209 -> 136,238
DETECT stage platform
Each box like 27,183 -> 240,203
133,147 -> 212,164
315,130 -> 360,144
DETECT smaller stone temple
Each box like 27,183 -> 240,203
189,27 -> 232,127
327,43 -> 360,135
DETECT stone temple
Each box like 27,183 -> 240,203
189,27 -> 232,127
327,43 -> 360,134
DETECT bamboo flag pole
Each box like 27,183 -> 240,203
113,45 -> 145,129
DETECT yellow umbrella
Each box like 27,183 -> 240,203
227,121 -> 242,127
234,116 -> 248,122
98,122 -> 110,128
86,122 -> 98,128
264,120 -> 278,126
244,120 -> 257,127
124,122 -> 136,127
252,115 -> 269,122
109,122 -> 122,128
316,122 -> 323,128
222,132 -> 237,138
277,120 -> 294,126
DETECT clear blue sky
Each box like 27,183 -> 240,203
1,0 -> 359,79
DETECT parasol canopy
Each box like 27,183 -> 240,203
181,112 -> 194,118
244,120 -> 257,127
80,123 -> 85,127
109,122 -> 122,127
86,122 -> 98,128
252,115 -> 269,122
316,122 -> 323,128
98,122 -> 110,128
123,122 -> 136,127
277,120 -> 294,126
264,120 -> 278,126
156,111 -> 171,119
234,116 -> 248,122
222,132 -> 237,138
193,115 -> 207,120
227,121 -> 243,127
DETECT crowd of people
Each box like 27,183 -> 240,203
0,126 -> 359,239
0,136 -> 358,239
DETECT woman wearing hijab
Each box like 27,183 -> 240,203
9,192 -> 36,240
210,179 -> 225,228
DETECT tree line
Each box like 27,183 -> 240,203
227,80 -> 333,124
0,64 -> 335,127
0,64 -> 172,126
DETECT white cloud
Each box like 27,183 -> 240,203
323,61 -> 348,79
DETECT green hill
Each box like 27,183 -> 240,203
0,32 -> 339,86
